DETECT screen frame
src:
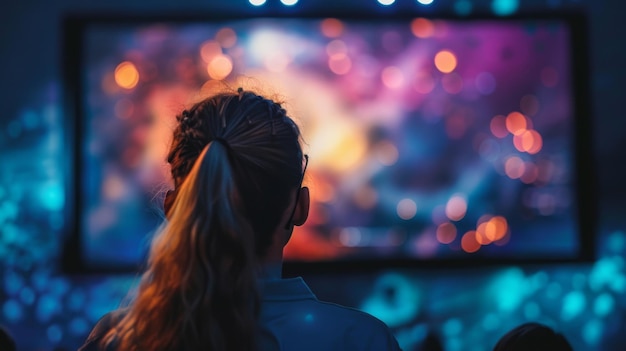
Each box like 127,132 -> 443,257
60,11 -> 595,275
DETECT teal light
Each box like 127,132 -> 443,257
359,273 -> 420,328
582,319 -> 603,346
561,290 -> 586,321
39,181 -> 64,211
489,268 -> 527,312
593,293 -> 614,317
454,0 -> 472,16
491,0 -> 519,16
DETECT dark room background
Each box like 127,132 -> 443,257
1,0 -> 626,350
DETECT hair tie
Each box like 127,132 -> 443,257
237,87 -> 244,101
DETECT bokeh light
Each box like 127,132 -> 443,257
397,199 -> 418,220
490,115 -> 508,138
326,39 -> 348,56
417,0 -> 434,6
381,66 -> 405,89
436,222 -> 457,244
504,156 -> 525,179
321,18 -> 344,38
280,0 -> 298,5
114,61 -> 139,89
378,0 -> 396,5
249,0 -> 266,5
445,194 -> 467,221
200,40 -> 222,63
207,55 -> 233,80
505,111 -> 528,135
461,231 -> 481,253
492,0 -> 519,16
434,50 -> 457,73
411,18 -> 435,38
514,130 -> 543,154
329,55 -> 352,75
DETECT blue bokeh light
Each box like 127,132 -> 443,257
492,0 -> 519,16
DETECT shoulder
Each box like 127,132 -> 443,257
78,309 -> 128,351
312,301 -> 403,350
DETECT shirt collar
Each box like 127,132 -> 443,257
258,277 -> 317,301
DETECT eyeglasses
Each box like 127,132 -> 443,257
285,154 -> 309,230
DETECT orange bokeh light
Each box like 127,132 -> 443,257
434,50 -> 457,73
505,112 -> 528,135
461,231 -> 481,253
321,18 -> 344,38
436,222 -> 457,244
411,18 -> 435,38
485,216 -> 508,241
475,222 -> 493,245
207,55 -> 233,80
114,61 -> 140,90
200,40 -> 222,63
513,130 -> 543,154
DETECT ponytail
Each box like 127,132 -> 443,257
104,141 -> 260,351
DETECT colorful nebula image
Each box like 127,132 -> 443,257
77,17 -> 582,268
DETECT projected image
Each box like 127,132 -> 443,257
80,17 -> 578,267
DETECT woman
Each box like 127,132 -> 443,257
79,89 -> 401,351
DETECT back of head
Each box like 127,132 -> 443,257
493,322 -> 573,351
104,88 -> 305,351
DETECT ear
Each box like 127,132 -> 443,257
292,187 -> 310,226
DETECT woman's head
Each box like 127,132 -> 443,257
164,88 -> 307,256
104,88 -> 308,351
493,322 -> 573,351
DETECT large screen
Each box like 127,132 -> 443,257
65,15 -> 592,270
